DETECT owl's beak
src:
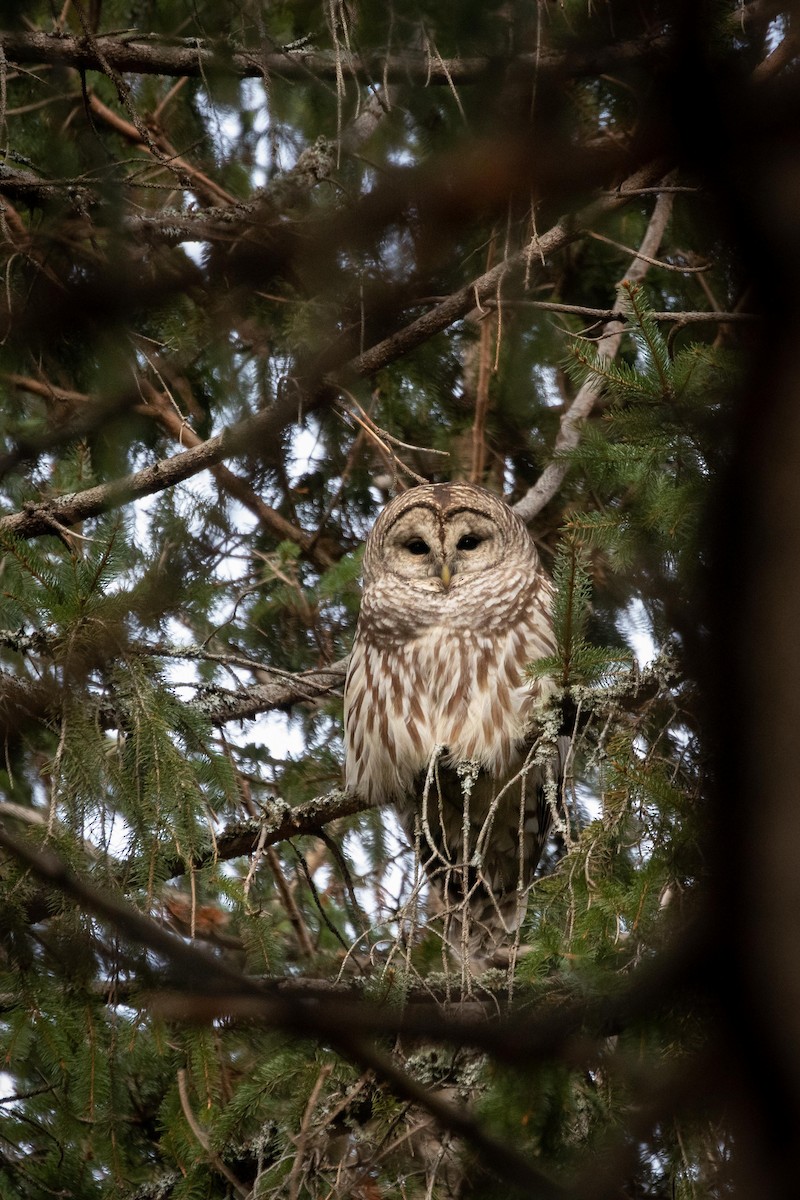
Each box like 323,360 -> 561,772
440,563 -> 452,590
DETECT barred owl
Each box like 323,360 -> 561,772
344,482 -> 563,969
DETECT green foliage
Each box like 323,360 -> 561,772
535,533 -> 633,688
0,3 -> 750,1198
563,283 -> 735,607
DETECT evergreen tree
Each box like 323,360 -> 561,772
0,2 -> 790,1197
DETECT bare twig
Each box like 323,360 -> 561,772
177,1069 -> 250,1198
475,300 -> 757,324
266,845 -> 317,959
287,1063 -> 334,1200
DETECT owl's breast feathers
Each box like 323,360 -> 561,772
343,570 -> 556,804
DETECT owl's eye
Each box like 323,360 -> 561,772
457,534 -> 482,551
406,538 -> 430,555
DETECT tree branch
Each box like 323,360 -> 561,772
478,299 -> 758,324
135,381 -> 339,568
0,29 -> 674,85
0,161 -> 663,542
0,388 -> 315,538
513,180 -> 676,523
161,789 -> 368,879
195,660 -> 347,724
345,160 -> 667,382
0,815 -> 566,1197
0,815 -> 713,1199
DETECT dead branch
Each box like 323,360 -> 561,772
513,180 -> 676,523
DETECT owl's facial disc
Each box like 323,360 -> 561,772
381,505 -> 502,588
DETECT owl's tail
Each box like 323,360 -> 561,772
431,869 -> 531,972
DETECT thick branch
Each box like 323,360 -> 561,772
0,29 -> 673,85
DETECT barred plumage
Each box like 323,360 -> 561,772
344,483 -> 562,969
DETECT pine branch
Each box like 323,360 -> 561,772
0,815 -> 710,1200
1,374 -> 339,569
0,816 -> 562,1196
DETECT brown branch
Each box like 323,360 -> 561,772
0,29 -> 674,85
87,92 -> 237,208
265,845 -> 317,959
287,1063 -> 334,1200
3,375 -> 320,562
1,373 -> 89,406
468,235 -> 498,484
136,381 -> 338,568
751,24 -> 800,83
2,5 -> 777,89
345,160 -> 667,382
0,383 -> 319,539
176,1068 -> 250,1199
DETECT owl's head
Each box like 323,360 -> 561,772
362,483 -> 537,591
